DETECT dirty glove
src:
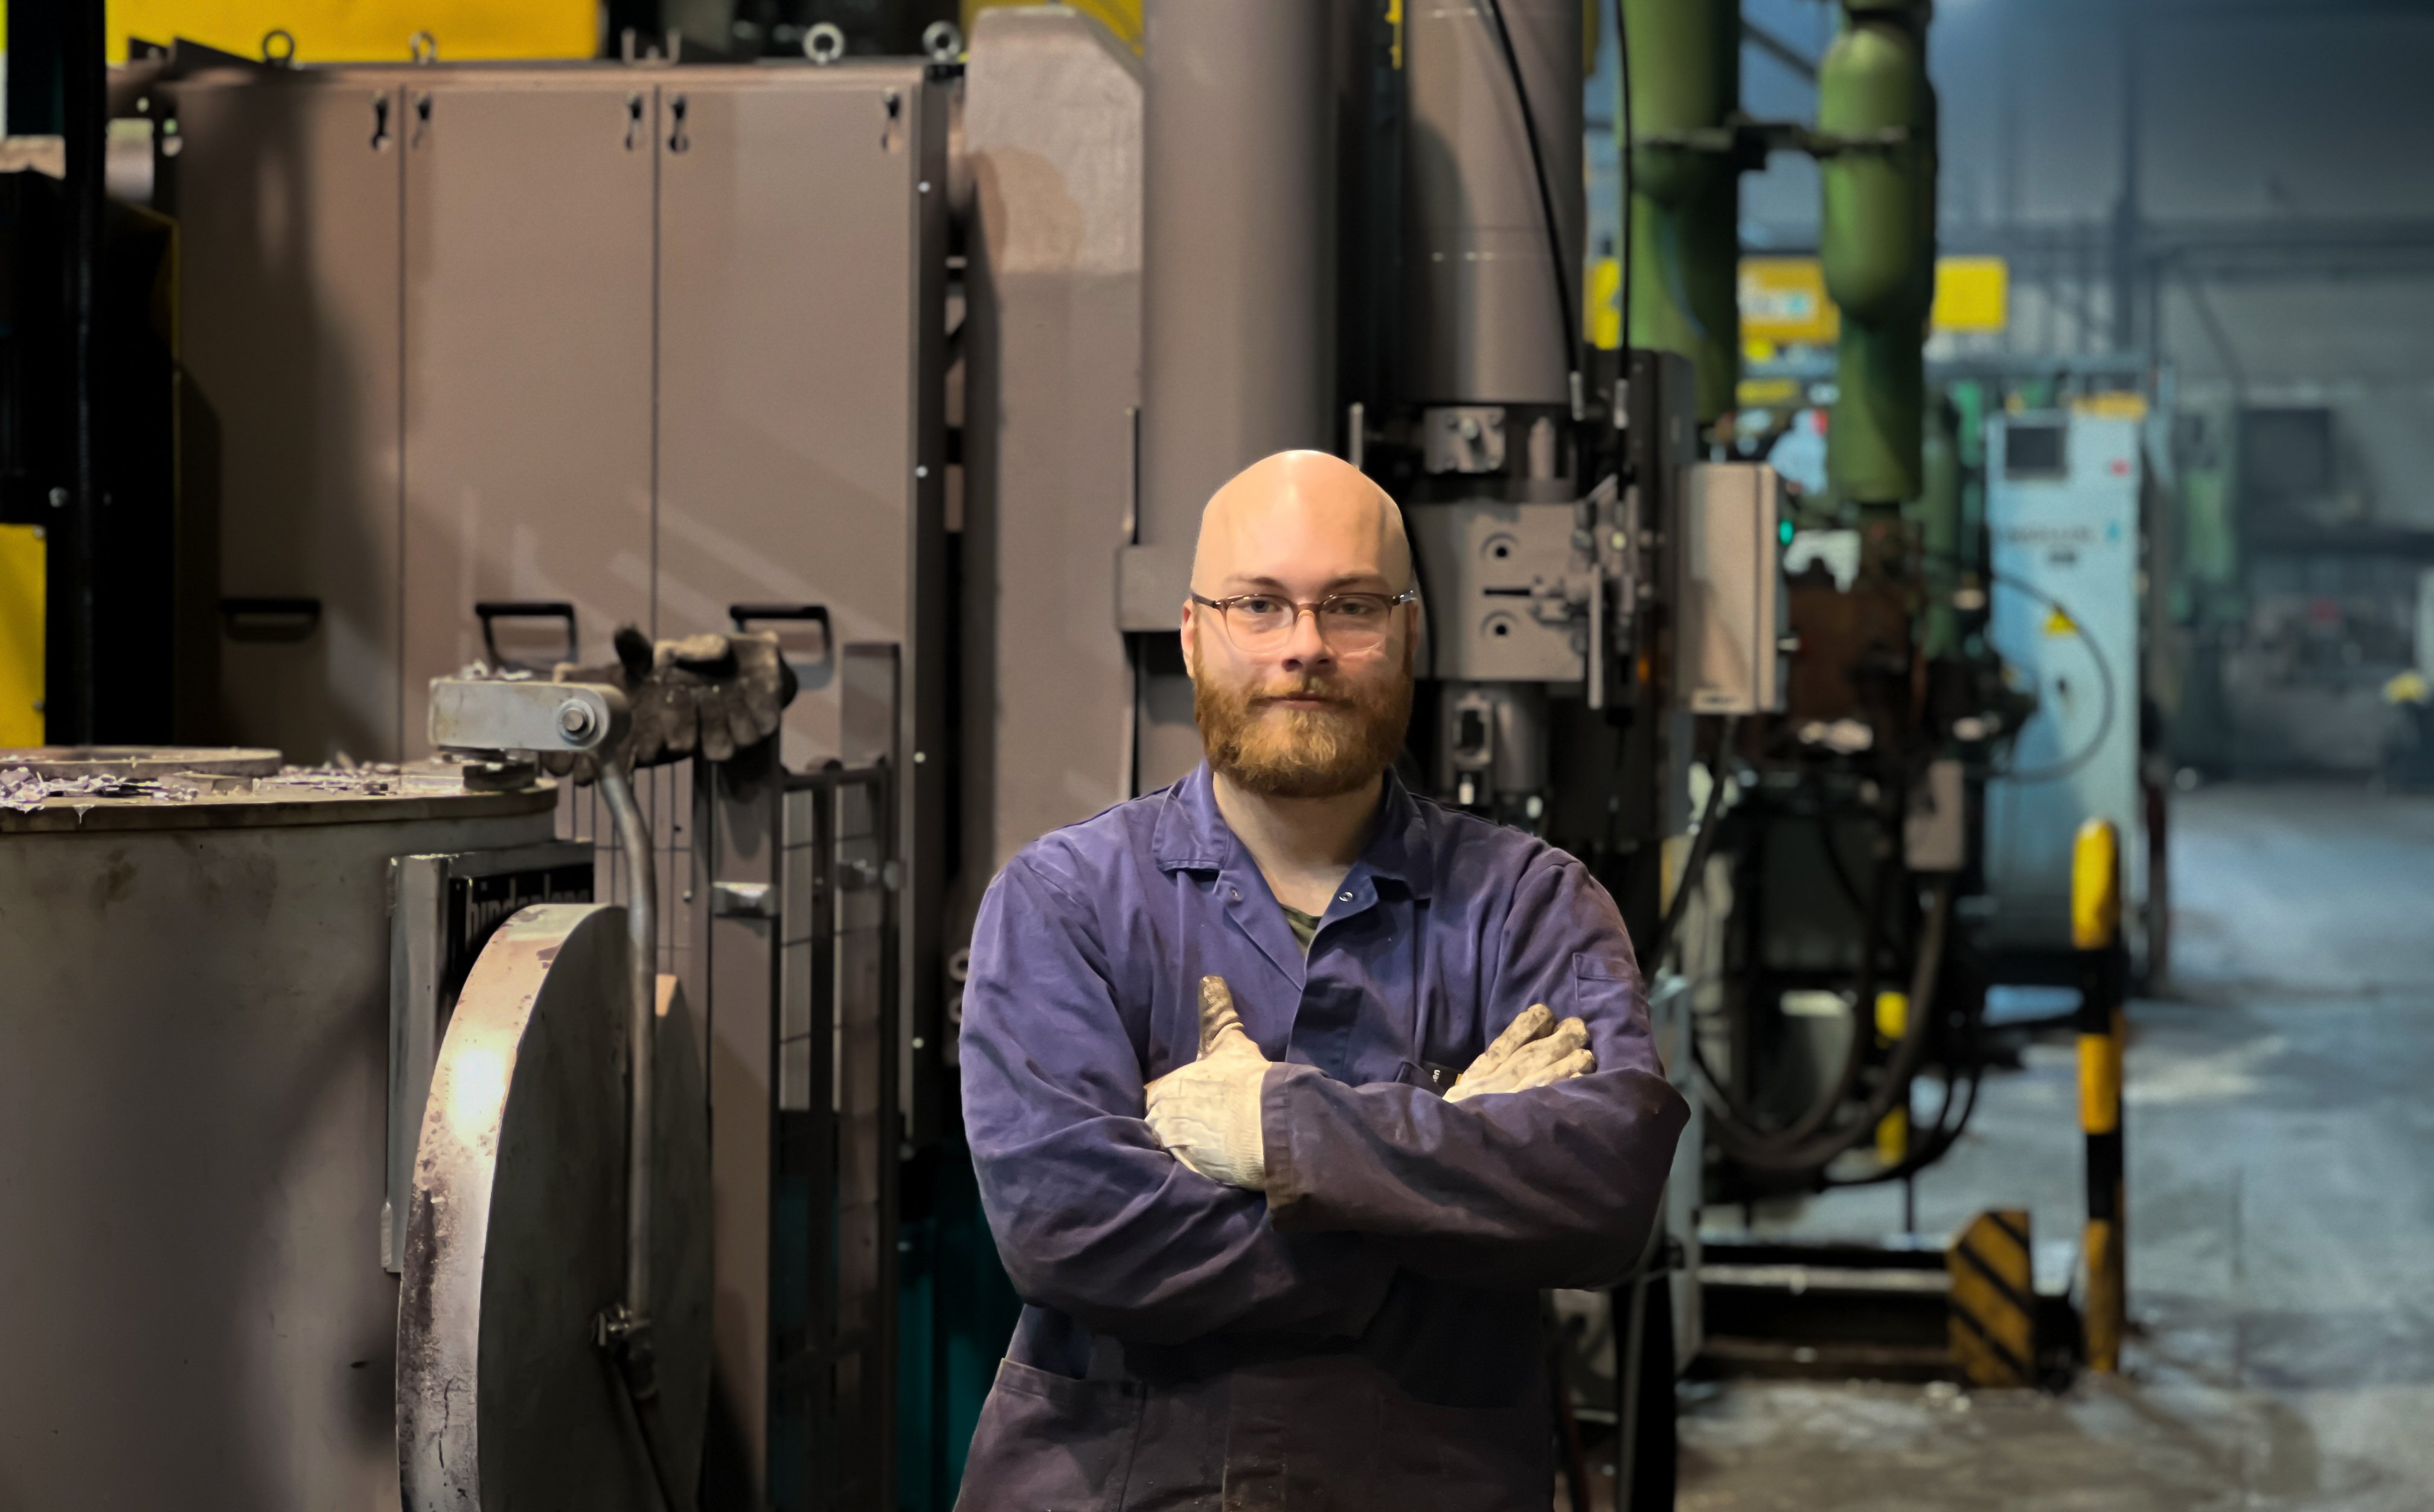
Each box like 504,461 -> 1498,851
1143,975 -> 1273,1190
1444,1003 -> 1594,1103
543,626 -> 797,783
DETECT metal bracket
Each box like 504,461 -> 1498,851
1421,406 -> 1508,475
428,677 -> 630,757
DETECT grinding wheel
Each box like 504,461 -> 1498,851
397,903 -> 713,1510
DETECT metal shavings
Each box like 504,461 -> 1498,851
0,766 -> 207,812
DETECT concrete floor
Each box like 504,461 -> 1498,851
1676,781 -> 2434,1511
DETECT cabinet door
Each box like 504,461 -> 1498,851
401,75 -> 658,755
653,69 -> 941,774
175,74 -> 405,763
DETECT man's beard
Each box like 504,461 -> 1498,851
1194,653 -> 1413,800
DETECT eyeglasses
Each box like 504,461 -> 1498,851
1190,589 -> 1417,653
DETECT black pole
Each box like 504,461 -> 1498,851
5,0 -> 63,135
59,0 -> 104,743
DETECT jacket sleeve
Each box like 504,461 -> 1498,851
1261,851 -> 1690,1291
959,853 -> 1397,1346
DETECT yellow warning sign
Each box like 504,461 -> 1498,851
2043,607 -> 2078,638
1740,258 -> 1840,346
1948,1209 -> 2037,1387
1930,256 -> 2010,333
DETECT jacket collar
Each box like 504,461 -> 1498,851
1151,760 -> 1436,902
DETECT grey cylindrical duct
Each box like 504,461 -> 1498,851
1403,0 -> 1584,406
1138,0 -> 1336,555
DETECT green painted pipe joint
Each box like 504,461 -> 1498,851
1821,3 -> 1936,505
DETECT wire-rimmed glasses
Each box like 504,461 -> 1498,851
1190,589 -> 1417,653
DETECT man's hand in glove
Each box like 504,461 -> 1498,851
543,626 -> 797,783
1444,1002 -> 1594,1103
1143,976 -> 1273,1190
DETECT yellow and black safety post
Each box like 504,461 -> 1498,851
2074,818 -> 2128,1373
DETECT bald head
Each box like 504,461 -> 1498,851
1189,450 -> 1411,600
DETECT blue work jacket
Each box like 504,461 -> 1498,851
956,763 -> 1688,1511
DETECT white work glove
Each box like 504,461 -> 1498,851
1444,1003 -> 1594,1103
1143,975 -> 1272,1190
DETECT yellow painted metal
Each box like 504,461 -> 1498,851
966,0 -> 1142,53
1874,1103 -> 1908,1165
1728,254 -> 2014,347
2071,817 -> 2121,950
1734,376 -> 1801,409
2072,391 -> 2149,421
1586,256 -> 1623,350
2083,1216 -> 2122,1373
2077,1031 -> 2122,1136
1873,989 -> 1908,1040
60,1 -> 601,62
1739,256 -> 1839,345
0,524 -> 43,745
1929,255 -> 2008,333
1946,1208 -> 2036,1388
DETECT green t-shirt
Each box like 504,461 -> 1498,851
1280,904 -> 1321,955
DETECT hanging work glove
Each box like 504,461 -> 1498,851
1144,975 -> 1274,1190
1444,1002 -> 1595,1103
542,626 -> 797,783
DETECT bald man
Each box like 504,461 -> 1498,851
955,452 -> 1687,1509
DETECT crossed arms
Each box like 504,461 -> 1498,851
957,852 -> 1689,1347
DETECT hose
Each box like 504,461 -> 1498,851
1644,716 -> 1740,972
1704,877 -> 1953,1174
1911,545 -> 2120,786
597,763 -> 687,1511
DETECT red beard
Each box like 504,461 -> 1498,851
1194,662 -> 1412,799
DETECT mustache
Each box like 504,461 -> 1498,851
1249,679 -> 1353,706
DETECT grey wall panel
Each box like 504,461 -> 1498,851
170,72 -> 407,764
964,8 -> 1142,877
400,75 -> 659,755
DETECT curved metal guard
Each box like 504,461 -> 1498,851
397,903 -> 711,1511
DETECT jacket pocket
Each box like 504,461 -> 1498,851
1375,1385 -> 1551,1510
955,1358 -> 1144,1512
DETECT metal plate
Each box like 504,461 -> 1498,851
398,903 -> 711,1510
0,744 -> 284,777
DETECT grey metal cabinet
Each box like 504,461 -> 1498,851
400,75 -> 659,752
654,66 -> 943,777
169,69 -> 409,764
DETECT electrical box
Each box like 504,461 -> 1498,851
1983,411 -> 2145,956
1676,462 -> 1787,714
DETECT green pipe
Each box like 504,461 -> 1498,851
1622,0 -> 1740,422
1819,4 -> 1935,505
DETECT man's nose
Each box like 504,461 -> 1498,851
1276,605 -> 1333,671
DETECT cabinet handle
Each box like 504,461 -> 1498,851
729,603 -> 832,668
220,596 -> 322,642
474,600 -> 578,671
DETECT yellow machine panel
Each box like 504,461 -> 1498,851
11,1 -> 601,64
0,523 -> 43,745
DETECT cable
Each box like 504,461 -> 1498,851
1921,548 -> 2121,786
1704,879 -> 1953,1175
1645,716 -> 1740,972
1479,0 -> 1583,400
1612,0 -> 1633,371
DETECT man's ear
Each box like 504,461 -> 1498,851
1179,606 -> 1199,682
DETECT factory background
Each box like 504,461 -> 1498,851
1,1 -> 2431,1510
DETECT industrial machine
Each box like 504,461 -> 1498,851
0,746 -> 581,1507
1984,409 -> 2148,968
3,0 -> 2101,1506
